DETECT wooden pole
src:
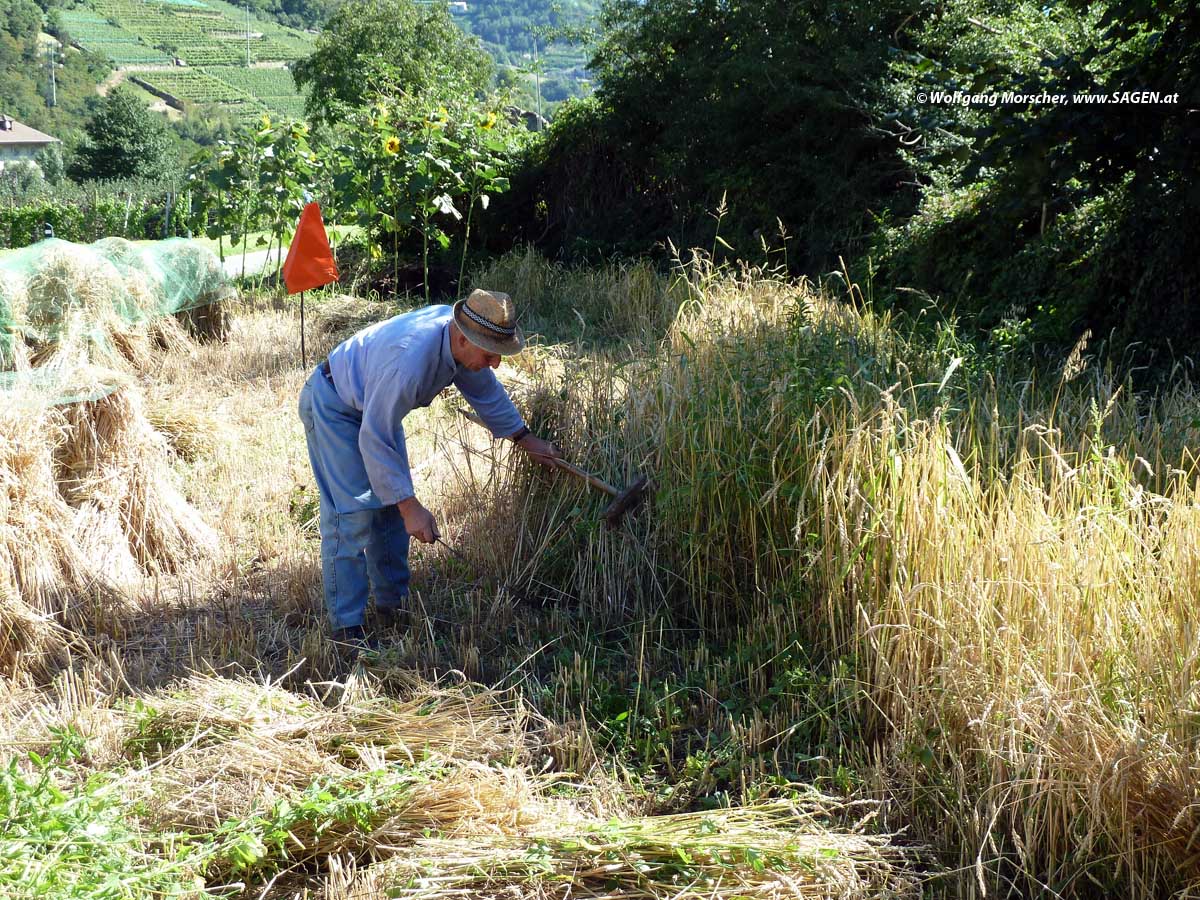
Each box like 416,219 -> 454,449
300,290 -> 307,368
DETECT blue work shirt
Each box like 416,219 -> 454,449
325,304 -> 525,505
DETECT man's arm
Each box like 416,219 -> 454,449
358,363 -> 439,542
359,361 -> 419,505
455,368 -> 562,467
453,366 -> 524,437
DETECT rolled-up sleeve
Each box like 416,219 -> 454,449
359,362 -> 421,505
454,368 -> 525,438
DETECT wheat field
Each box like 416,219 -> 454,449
3,247 -> 1199,897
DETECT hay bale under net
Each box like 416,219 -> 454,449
0,237 -> 236,379
0,238 -> 233,663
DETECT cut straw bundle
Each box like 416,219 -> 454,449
57,386 -> 218,575
117,674 -> 911,896
19,247 -> 157,376
140,736 -> 343,831
125,673 -> 332,755
0,396 -> 80,671
5,661 -> 919,898
339,801 -> 914,900
138,746 -> 542,872
0,268 -> 29,369
24,248 -> 128,338
120,675 -> 544,878
373,761 -> 543,837
0,376 -> 221,673
126,673 -> 527,765
314,294 -> 390,346
3,238 -> 227,379
327,684 -> 528,765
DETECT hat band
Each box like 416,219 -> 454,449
462,303 -> 517,337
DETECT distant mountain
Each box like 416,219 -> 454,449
452,0 -> 595,57
450,0 -> 599,106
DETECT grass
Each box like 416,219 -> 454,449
3,244 -> 1200,897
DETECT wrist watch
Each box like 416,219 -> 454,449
509,425 -> 531,443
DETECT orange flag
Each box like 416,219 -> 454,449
282,202 -> 339,294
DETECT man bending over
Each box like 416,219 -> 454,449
298,289 -> 560,652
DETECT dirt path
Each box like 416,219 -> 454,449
97,68 -> 126,97
223,246 -> 281,280
97,64 -> 180,97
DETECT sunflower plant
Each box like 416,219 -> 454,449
192,97 -> 519,296
324,96 -> 518,299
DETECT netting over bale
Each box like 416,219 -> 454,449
0,237 -> 232,675
0,237 -> 234,384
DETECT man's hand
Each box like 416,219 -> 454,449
397,497 -> 439,543
516,433 -> 563,469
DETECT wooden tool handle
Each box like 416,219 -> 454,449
458,408 -> 488,429
551,458 -> 618,496
457,407 -> 618,496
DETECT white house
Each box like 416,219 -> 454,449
0,115 -> 59,172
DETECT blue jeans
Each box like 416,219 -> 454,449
298,366 -> 410,630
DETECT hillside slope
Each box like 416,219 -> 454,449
453,0 -> 599,104
52,0 -> 312,124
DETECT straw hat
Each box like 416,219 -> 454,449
452,288 -> 524,356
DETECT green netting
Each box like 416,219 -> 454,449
0,236 -> 235,397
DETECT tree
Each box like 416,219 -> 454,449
495,0 -> 909,264
292,0 -> 493,124
0,160 -> 44,196
68,88 -> 175,181
0,0 -> 42,44
875,0 -> 1200,355
35,143 -> 65,185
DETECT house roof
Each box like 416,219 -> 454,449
0,116 -> 59,146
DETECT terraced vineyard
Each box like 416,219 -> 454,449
205,66 -> 308,119
74,0 -> 314,67
134,69 -> 249,105
134,65 -> 309,122
60,9 -> 174,63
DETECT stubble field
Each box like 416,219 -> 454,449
4,246 -> 1200,898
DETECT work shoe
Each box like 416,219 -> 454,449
332,625 -> 381,661
373,604 -> 408,630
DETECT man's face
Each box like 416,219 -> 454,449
461,341 -> 502,372
451,321 -> 504,371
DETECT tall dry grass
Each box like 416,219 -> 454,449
4,243 -> 1199,897
466,248 -> 1200,896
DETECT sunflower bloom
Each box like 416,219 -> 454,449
383,136 -> 401,155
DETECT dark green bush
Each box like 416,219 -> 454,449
490,0 -> 909,268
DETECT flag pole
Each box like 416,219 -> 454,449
282,201 -> 337,367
